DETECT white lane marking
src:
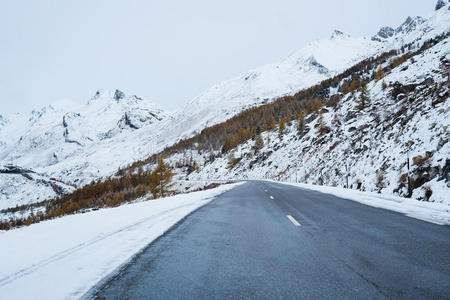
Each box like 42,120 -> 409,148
269,196 -> 274,199
287,215 -> 301,227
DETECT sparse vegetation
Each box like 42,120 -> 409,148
356,81 -> 370,110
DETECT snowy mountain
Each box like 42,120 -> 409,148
1,2 -> 449,210
170,30 -> 382,141
152,3 -> 450,205
154,4 -> 450,144
1,90 -> 167,167
172,20 -> 450,204
0,90 -> 169,208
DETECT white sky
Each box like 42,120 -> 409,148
0,0 -> 436,115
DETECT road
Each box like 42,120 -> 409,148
89,181 -> 450,299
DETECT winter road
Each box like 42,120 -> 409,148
88,181 -> 450,299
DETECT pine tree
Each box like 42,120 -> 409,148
310,98 -> 323,114
187,160 -> 199,174
356,81 -> 370,110
349,74 -> 361,93
267,116 -> 276,130
340,81 -> 350,94
316,112 -> 327,135
278,117 -> 286,139
253,133 -> 264,152
222,137 -> 234,154
149,156 -> 173,198
227,152 -> 240,169
296,110 -> 305,133
374,67 -> 384,81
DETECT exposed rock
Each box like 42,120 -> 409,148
344,111 -> 357,122
114,89 -> 126,101
0,165 -> 34,174
396,16 -> 425,35
305,56 -> 329,75
435,0 -> 446,10
373,27 -> 395,41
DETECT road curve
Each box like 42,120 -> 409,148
88,181 -> 450,299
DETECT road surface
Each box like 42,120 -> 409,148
89,181 -> 450,299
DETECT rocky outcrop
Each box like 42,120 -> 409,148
372,27 -> 395,41
114,89 -> 126,101
372,16 -> 425,41
435,0 -> 447,10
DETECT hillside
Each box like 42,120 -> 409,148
144,5 -> 450,204
186,35 -> 449,203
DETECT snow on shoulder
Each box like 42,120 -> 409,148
0,182 -> 242,300
272,181 -> 450,225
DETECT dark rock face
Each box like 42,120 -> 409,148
330,30 -> 344,39
435,0 -> 446,10
390,82 -> 418,100
396,16 -> 425,35
122,113 -> 139,130
0,114 -> 7,127
305,56 -> 329,75
377,27 -> 395,39
344,111 -> 357,122
371,15 -> 425,42
114,89 -> 126,101
0,165 -> 34,174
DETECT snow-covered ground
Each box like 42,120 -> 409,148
0,183 -> 241,300
272,180 -> 450,226
0,172 -> 74,211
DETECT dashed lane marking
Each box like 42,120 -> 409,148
287,215 -> 301,227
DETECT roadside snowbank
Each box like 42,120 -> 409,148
272,181 -> 450,225
0,183 -> 241,300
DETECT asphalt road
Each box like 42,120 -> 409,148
89,181 -> 450,299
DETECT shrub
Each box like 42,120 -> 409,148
412,154 -> 430,167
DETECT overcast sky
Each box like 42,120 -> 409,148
0,0 -> 436,115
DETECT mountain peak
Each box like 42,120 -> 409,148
372,15 -> 426,42
375,27 -> 395,39
305,56 -> 329,74
435,0 -> 447,10
330,30 -> 350,40
88,89 -> 129,104
114,89 -> 126,101
396,16 -> 425,35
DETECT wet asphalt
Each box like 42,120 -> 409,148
89,181 -> 450,299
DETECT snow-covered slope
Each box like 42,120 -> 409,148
1,2 -> 449,209
172,5 -> 450,140
169,31 -> 382,141
180,29 -> 450,205
0,165 -> 75,210
0,90 -> 169,207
